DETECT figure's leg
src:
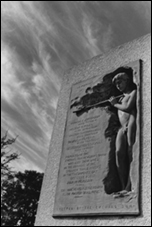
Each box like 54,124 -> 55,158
115,128 -> 127,190
125,122 -> 136,191
127,120 -> 136,149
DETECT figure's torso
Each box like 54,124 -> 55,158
118,93 -> 136,127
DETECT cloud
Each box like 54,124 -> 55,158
9,156 -> 44,173
1,2 -> 61,147
1,42 -> 57,173
101,25 -> 113,53
1,45 -> 21,105
82,14 -> 101,56
1,116 -> 49,172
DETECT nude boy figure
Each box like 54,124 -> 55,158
109,71 -> 137,196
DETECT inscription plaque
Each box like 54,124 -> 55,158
53,60 -> 141,216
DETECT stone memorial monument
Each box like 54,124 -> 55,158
35,34 -> 151,226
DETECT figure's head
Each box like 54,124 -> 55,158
112,66 -> 136,92
112,73 -> 129,92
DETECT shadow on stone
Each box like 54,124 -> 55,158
103,113 -> 129,194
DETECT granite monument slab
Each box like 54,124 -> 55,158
53,60 -> 141,216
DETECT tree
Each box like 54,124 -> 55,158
1,131 -> 19,178
1,170 -> 44,226
1,132 -> 44,226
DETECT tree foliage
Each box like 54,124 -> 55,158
1,131 -> 19,178
1,170 -> 44,226
1,132 -> 44,226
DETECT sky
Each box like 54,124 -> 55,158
1,1 -> 151,173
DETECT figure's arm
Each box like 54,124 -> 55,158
110,90 -> 137,112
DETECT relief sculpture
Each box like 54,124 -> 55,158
53,60 -> 141,216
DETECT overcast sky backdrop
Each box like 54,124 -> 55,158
1,1 -> 151,173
